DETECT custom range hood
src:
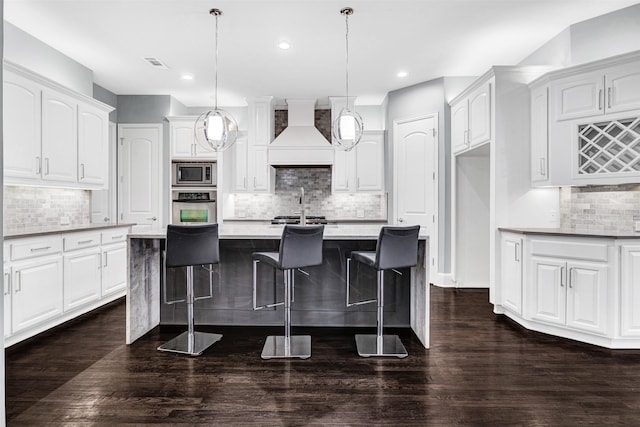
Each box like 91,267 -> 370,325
268,99 -> 334,166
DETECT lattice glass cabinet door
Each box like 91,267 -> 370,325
577,117 -> 640,176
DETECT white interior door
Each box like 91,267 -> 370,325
92,122 -> 117,223
118,124 -> 162,228
394,114 -> 438,279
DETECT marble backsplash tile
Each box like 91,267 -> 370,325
232,167 -> 387,220
3,186 -> 91,233
560,184 -> 640,232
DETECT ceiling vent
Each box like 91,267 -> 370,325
143,57 -> 169,69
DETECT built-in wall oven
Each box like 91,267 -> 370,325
171,190 -> 217,224
172,161 -> 216,187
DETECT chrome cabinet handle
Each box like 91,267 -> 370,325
540,157 -> 546,176
44,158 -> 50,175
104,217 -> 110,222
514,243 -> 520,262
80,163 -> 85,179
15,271 -> 21,292
104,252 -> 108,268
30,246 -> 51,252
146,217 -> 157,221
568,267 -> 574,288
607,87 -> 612,109
111,235 -> 124,240
598,89 -> 603,110
253,177 -> 257,188
560,265 -> 565,287
36,156 -> 42,174
398,218 -> 405,223
4,272 -> 11,296
78,239 -> 94,245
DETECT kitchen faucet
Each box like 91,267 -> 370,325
296,187 -> 306,225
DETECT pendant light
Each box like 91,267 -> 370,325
194,8 -> 238,152
332,7 -> 363,152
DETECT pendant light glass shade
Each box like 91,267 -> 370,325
194,8 -> 237,152
195,109 -> 238,152
333,7 -> 363,152
333,107 -> 363,151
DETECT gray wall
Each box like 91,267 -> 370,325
93,84 -> 118,122
1,2 -> 5,423
4,21 -> 93,96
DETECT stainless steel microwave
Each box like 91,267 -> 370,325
172,162 -> 216,187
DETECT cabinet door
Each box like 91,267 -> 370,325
12,256 -> 63,333
468,83 -> 491,147
501,235 -> 522,315
232,134 -> 249,191
355,132 -> 384,192
530,85 -> 549,183
3,70 -> 42,181
251,146 -> 270,192
451,101 -> 469,155
530,257 -> 566,326
605,62 -> 640,115
621,245 -> 640,336
553,73 -> 604,121
332,148 -> 353,192
102,243 -> 127,296
78,103 -> 108,186
63,248 -> 102,312
42,89 -> 78,183
565,261 -> 608,335
170,121 -> 196,158
4,265 -> 11,338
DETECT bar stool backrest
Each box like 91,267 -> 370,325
375,225 -> 420,270
166,224 -> 220,268
278,225 -> 325,270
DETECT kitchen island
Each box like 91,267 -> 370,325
127,224 -> 430,348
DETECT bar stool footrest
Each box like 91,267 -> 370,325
355,334 -> 408,358
157,331 -> 223,356
261,335 -> 311,359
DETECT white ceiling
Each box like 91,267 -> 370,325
4,0 -> 639,107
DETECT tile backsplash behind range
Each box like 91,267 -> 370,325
4,186 -> 91,233
560,184 -> 640,232
232,167 -> 387,220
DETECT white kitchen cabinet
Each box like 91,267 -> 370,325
41,89 -> 78,183
3,69 -> 42,181
4,265 -> 12,339
11,255 -> 63,334
78,102 -> 108,186
63,247 -> 101,312
451,83 -> 491,155
553,57 -> 640,121
530,84 -> 549,183
500,233 -> 523,315
252,146 -> 270,191
168,116 -> 216,159
3,61 -> 113,189
248,97 -> 275,147
620,245 -> 640,337
530,257 -> 566,326
332,131 -> 384,193
232,132 -> 270,192
101,242 -> 127,296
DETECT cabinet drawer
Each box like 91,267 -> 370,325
63,232 -> 101,251
9,236 -> 62,261
530,238 -> 610,262
101,228 -> 129,244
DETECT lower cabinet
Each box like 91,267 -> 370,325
497,232 -> 637,348
63,247 -> 102,311
4,226 -> 130,347
11,255 -> 64,334
530,257 -> 608,335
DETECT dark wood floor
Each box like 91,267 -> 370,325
7,286 -> 640,426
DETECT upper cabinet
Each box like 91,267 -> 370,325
3,61 -> 114,189
451,82 -> 492,155
168,116 -> 217,159
531,51 -> 640,186
332,131 -> 385,193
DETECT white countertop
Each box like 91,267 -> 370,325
128,223 -> 429,240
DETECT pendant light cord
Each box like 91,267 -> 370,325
214,11 -> 219,111
344,10 -> 350,108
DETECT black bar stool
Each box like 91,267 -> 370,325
346,225 -> 420,358
252,225 -> 324,359
158,224 -> 222,356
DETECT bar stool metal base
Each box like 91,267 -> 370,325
157,331 -> 223,356
355,334 -> 408,358
261,335 -> 311,359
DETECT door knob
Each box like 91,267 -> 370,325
104,217 -> 110,222
399,218 -> 405,223
147,217 -> 157,221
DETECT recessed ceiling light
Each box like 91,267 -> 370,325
397,71 -> 408,78
181,74 -> 194,81
278,41 -> 291,50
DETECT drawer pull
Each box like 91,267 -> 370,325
15,271 -> 21,292
111,235 -> 124,240
30,246 -> 52,252
78,240 -> 94,245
